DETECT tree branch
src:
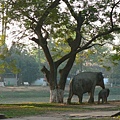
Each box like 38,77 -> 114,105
33,0 -> 60,67
79,43 -> 107,51
62,0 -> 78,21
55,27 -> 120,68
82,27 -> 120,50
41,27 -> 49,40
29,37 -> 39,44
35,0 -> 61,32
26,15 -> 37,23
41,66 -> 50,83
110,0 -> 120,28
63,0 -> 83,51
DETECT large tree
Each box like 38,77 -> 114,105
5,0 -> 120,103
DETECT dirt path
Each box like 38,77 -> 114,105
4,101 -> 120,120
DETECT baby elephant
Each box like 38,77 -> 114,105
98,88 -> 110,104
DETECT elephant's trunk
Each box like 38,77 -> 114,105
101,82 -> 105,89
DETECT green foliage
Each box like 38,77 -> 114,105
19,54 -> 40,84
0,35 -> 5,46
111,54 -> 120,61
110,45 -> 120,63
2,43 -> 41,84
75,45 -> 113,71
7,60 -> 20,74
0,37 -> 9,74
5,0 -> 120,59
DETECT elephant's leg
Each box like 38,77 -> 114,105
88,92 -> 94,103
98,95 -> 100,104
88,87 -> 95,103
105,95 -> 107,103
67,92 -> 73,104
78,94 -> 83,103
102,97 -> 104,104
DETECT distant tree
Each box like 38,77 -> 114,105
5,43 -> 40,85
112,62 -> 120,84
19,53 -> 40,85
5,0 -> 120,103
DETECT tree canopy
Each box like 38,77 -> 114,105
4,0 -> 120,63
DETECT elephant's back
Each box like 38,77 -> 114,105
74,72 -> 99,80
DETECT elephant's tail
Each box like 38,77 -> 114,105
67,78 -> 74,104
69,78 -> 74,93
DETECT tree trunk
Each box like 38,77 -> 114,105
49,53 -> 77,103
50,88 -> 64,103
49,68 -> 64,103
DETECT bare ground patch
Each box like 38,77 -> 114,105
40,101 -> 120,120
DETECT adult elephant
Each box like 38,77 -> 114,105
67,72 -> 105,104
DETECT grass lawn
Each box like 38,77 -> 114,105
0,102 -> 119,119
0,85 -> 119,104
0,85 -> 119,119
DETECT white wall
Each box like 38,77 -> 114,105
4,78 -> 17,86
